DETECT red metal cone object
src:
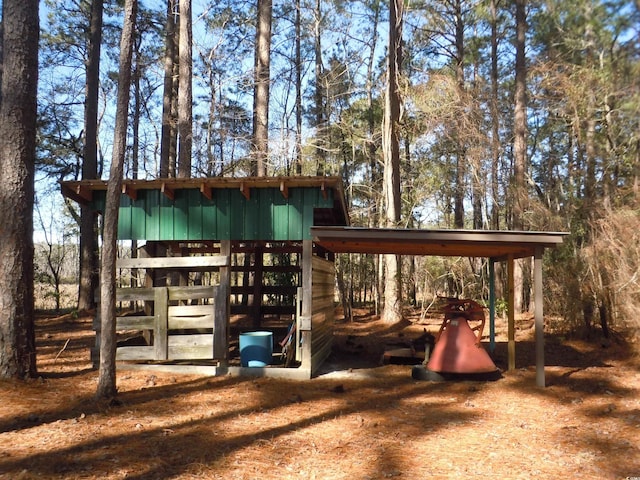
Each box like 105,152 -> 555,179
426,316 -> 497,374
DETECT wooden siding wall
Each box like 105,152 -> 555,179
310,255 -> 335,375
90,187 -> 334,242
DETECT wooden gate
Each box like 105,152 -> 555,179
113,285 -> 226,361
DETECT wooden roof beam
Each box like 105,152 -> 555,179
240,181 -> 250,199
280,181 -> 289,199
161,182 -> 175,201
62,183 -> 94,204
122,183 -> 138,201
199,182 -> 213,200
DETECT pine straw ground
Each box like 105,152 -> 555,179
1,309 -> 639,480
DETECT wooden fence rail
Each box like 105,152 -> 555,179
94,285 -> 226,363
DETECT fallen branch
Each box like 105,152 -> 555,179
54,338 -> 71,361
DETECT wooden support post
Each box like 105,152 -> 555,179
507,254 -> 516,371
141,243 -> 155,346
154,287 -> 168,360
300,239 -> 313,372
214,240 -> 231,366
252,243 -> 264,328
489,259 -> 496,353
534,247 -> 545,387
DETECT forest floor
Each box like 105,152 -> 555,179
1,308 -> 639,480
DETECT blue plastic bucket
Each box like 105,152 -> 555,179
239,331 -> 273,367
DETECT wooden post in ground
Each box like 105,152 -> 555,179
534,247 -> 545,387
214,240 -> 231,366
489,258 -> 496,353
507,254 -> 516,371
252,242 -> 264,328
154,287 -> 168,360
299,239 -> 313,375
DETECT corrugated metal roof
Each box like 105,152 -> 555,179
311,226 -> 568,259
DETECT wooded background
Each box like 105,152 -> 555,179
6,0 -> 640,349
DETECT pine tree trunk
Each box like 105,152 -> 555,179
513,0 -> 529,313
78,0 -> 103,312
381,0 -> 404,324
490,0 -> 500,229
252,0 -> 272,176
97,0 -> 137,399
453,0 -> 466,229
0,0 -> 39,379
294,0 -> 303,174
313,0 -> 326,176
160,0 -> 177,178
177,0 -> 192,179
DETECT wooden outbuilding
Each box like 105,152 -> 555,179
62,176 -> 348,380
62,175 -> 567,385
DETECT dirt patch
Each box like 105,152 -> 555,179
1,310 -> 639,479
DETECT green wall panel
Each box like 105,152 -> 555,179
228,189 -> 246,239
105,185 -> 341,242
272,190 -> 288,241
215,189 -> 231,239
201,194 -> 217,239
118,196 -> 133,239
131,195 -> 146,240
173,190 -> 190,240
243,191 -> 259,240
287,188 -> 304,239
145,190 -> 161,241
159,193 -> 175,240
258,189 -> 273,239
187,189 -> 203,240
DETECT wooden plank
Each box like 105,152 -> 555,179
168,304 -> 214,317
161,181 -> 175,200
230,305 -> 296,315
312,255 -> 335,271
116,287 -> 156,302
168,334 -> 214,347
230,285 -> 298,295
312,285 -> 335,297
310,339 -> 333,376
168,334 -> 214,360
116,315 -> 155,330
231,264 -> 300,274
154,287 -> 168,361
168,315 -> 214,330
116,345 -> 155,361
117,255 -> 229,269
311,296 -> 334,313
199,182 -> 212,200
168,285 -> 216,301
